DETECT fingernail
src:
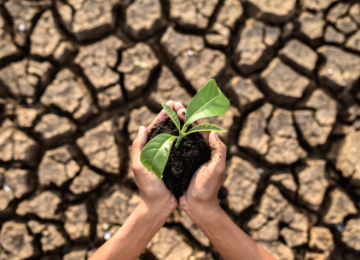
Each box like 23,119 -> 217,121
166,100 -> 173,105
214,132 -> 219,139
179,108 -> 186,115
138,126 -> 145,135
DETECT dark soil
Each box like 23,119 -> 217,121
148,118 -> 212,199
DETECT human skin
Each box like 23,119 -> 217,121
176,105 -> 276,260
89,101 -> 179,260
89,101 -> 275,260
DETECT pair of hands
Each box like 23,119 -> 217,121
131,100 -> 227,218
91,100 -> 274,260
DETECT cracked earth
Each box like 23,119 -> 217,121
0,0 -> 360,259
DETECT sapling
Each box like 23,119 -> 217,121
140,79 -> 230,179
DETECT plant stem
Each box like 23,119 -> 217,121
175,136 -> 182,148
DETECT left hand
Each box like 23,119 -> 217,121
90,102 -> 184,260
131,101 -> 185,213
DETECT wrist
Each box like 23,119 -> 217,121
110,197 -> 175,258
183,200 -> 223,226
137,197 -> 175,223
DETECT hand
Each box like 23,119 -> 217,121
94,103 -> 273,260
91,101 -> 187,260
131,101 -> 185,214
175,105 -> 227,216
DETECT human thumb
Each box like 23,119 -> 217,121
208,132 -> 227,174
132,126 -> 147,162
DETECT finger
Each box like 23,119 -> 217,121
197,122 -> 210,145
193,119 -> 210,146
208,131 -> 227,176
177,108 -> 200,126
166,100 -> 175,108
174,102 -> 185,112
177,108 -> 186,121
131,126 -> 148,167
146,100 -> 175,133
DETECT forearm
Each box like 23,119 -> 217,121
89,199 -> 171,260
186,203 -> 275,260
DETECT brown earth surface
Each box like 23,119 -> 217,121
0,0 -> 360,259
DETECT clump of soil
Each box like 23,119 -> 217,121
148,118 -> 212,199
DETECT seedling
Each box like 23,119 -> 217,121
140,79 -> 230,179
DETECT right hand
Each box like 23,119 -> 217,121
175,105 -> 227,216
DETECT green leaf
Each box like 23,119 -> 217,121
184,124 -> 226,135
184,79 -> 230,127
161,99 -> 181,132
140,134 -> 176,179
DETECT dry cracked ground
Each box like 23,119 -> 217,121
0,0 -> 360,259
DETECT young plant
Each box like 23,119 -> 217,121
140,79 -> 230,179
